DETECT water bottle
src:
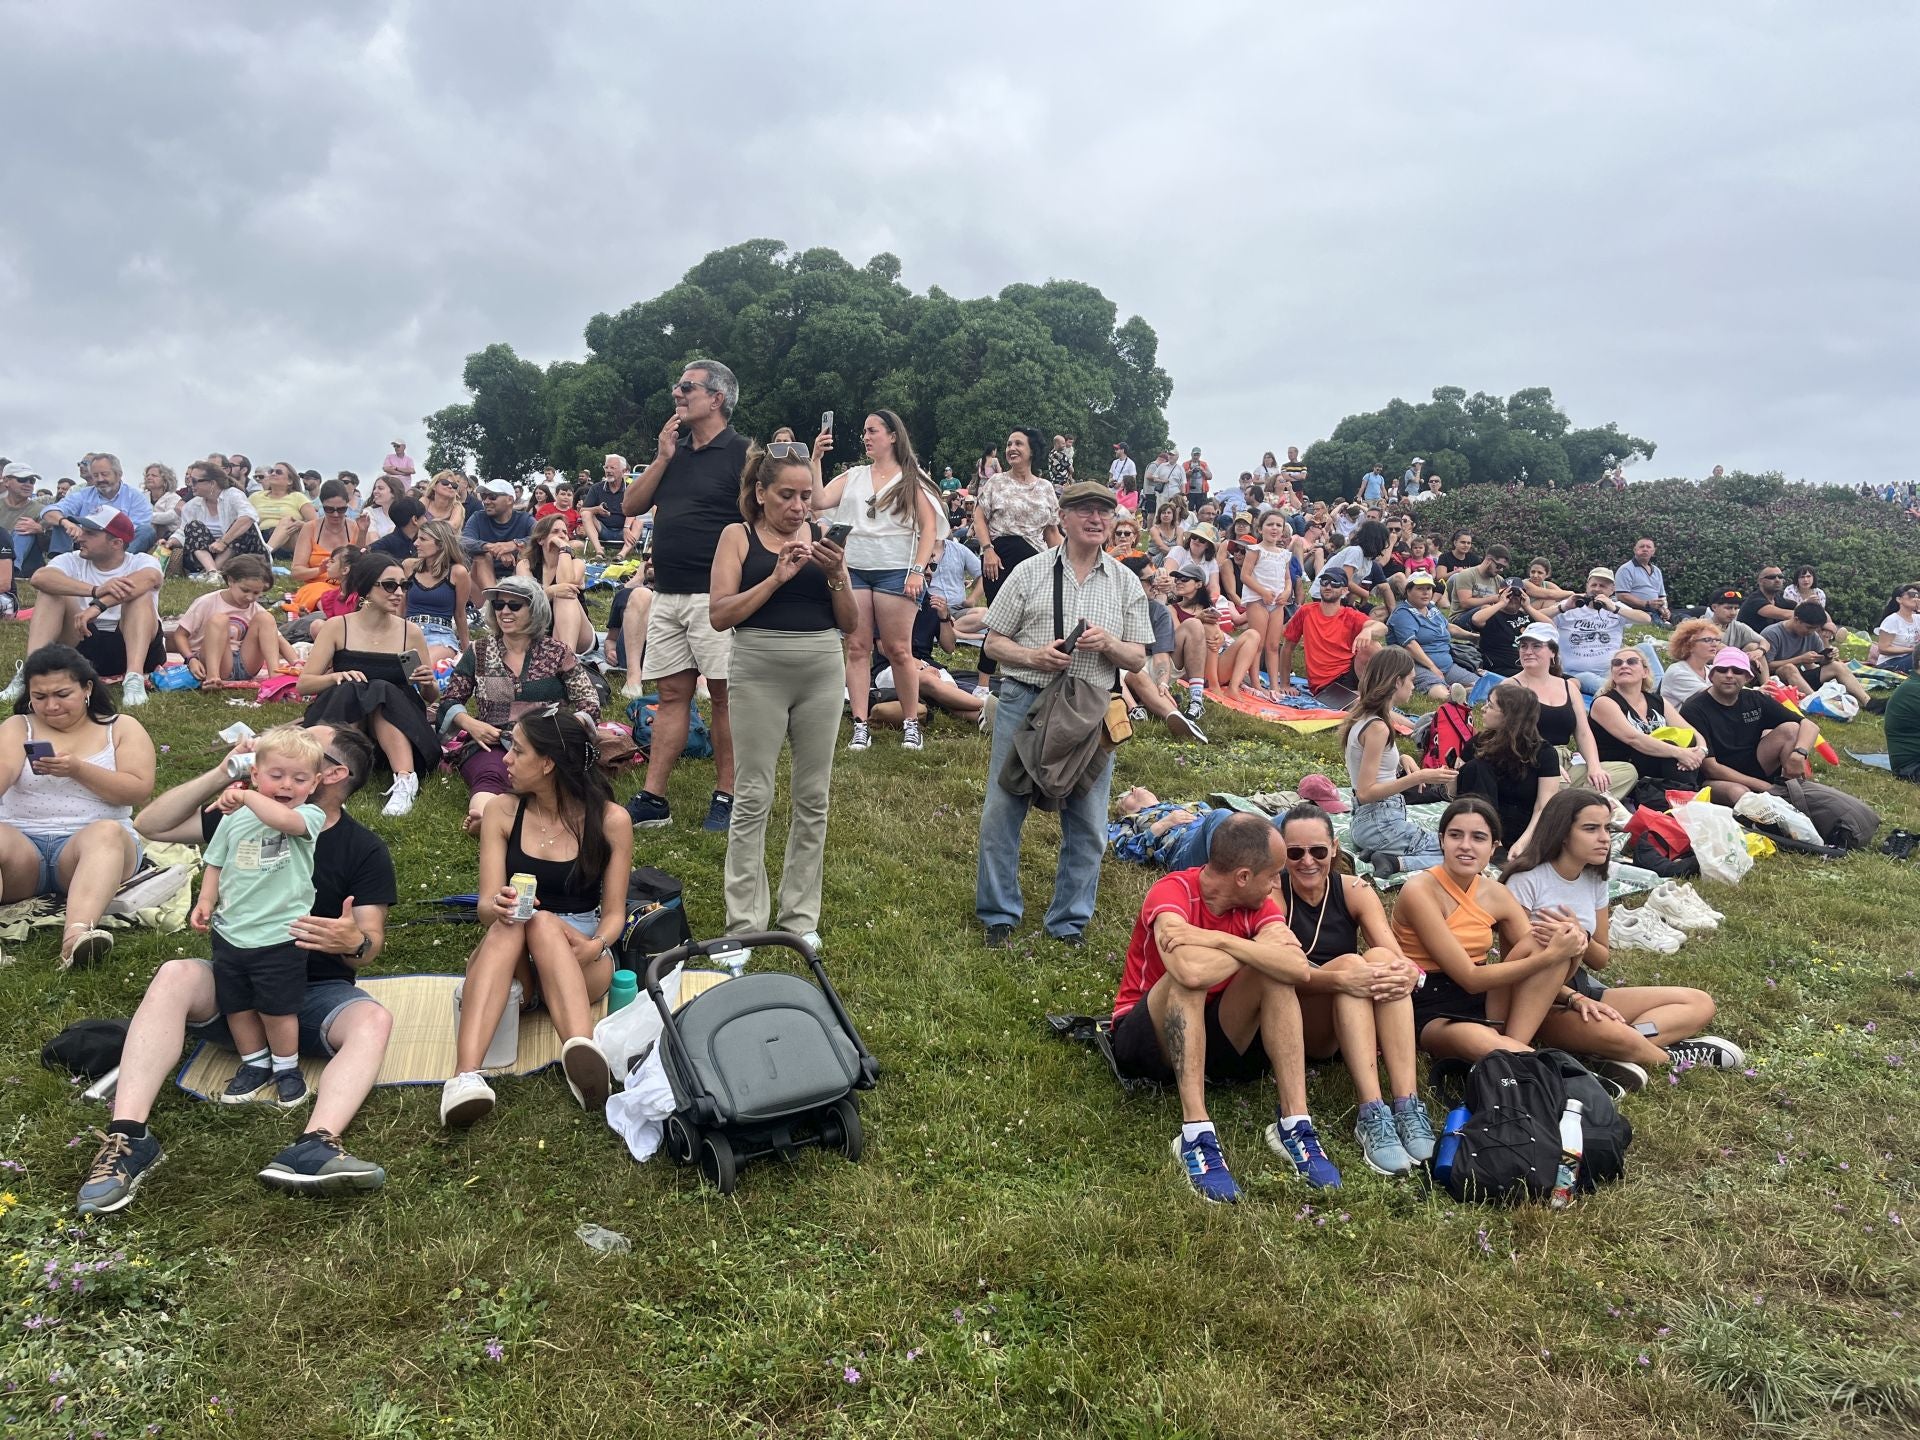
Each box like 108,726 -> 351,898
1549,1098 -> 1585,1209
606,969 -> 638,1013
1432,1104 -> 1471,1183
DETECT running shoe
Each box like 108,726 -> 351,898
1266,1118 -> 1343,1189
847,721 -> 872,752
1353,1101 -> 1413,1176
121,672 -> 148,708
1173,1129 -> 1242,1204
1393,1096 -> 1438,1165
627,791 -> 671,828
701,790 -> 734,833
380,771 -> 419,818
901,718 -> 924,751
76,1127 -> 165,1215
1645,880 -> 1722,935
1665,1035 -> 1746,1071
258,1128 -> 386,1195
1185,693 -> 1206,721
1586,1057 -> 1649,1093
1609,905 -> 1686,954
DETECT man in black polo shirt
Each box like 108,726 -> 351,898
370,496 -> 425,564
623,357 -> 747,831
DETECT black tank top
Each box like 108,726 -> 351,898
1279,874 -> 1360,966
739,525 -> 837,632
504,799 -> 600,915
1534,676 -> 1579,748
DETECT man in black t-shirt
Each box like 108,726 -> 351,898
369,496 -> 425,564
77,725 -> 400,1215
622,358 -> 748,831
1738,566 -> 1793,632
1469,581 -> 1552,677
1678,647 -> 1819,804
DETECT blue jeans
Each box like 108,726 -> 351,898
1349,794 -> 1443,872
47,522 -> 158,557
975,677 -> 1115,938
1567,668 -> 1607,697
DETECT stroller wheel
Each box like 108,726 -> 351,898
665,1115 -> 699,1165
699,1132 -> 738,1194
826,1096 -> 864,1162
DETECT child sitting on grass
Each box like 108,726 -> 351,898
172,554 -> 301,687
188,724 -> 330,1108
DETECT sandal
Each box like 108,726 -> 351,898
61,921 -> 114,970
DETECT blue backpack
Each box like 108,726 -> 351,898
626,693 -> 714,761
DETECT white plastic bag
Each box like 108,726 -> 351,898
1804,679 -> 1859,722
1733,790 -> 1824,847
1672,801 -> 1753,885
594,961 -> 681,1082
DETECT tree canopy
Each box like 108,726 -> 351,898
424,240 -> 1172,482
1300,386 -> 1655,501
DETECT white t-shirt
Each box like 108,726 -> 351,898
1109,457 -> 1137,487
1504,863 -> 1609,935
180,487 -> 260,542
46,551 -> 162,630
1873,610 -> 1920,662
831,465 -> 943,571
1554,604 -> 1628,673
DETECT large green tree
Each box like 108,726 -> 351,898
1298,386 -> 1654,502
425,241 -> 1173,481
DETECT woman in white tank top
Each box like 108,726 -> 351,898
0,644 -> 155,966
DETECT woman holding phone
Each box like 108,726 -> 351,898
298,552 -> 441,817
710,443 -> 856,946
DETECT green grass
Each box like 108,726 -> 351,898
1,585 -> 1917,1438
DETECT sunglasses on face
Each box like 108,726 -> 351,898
764,442 -> 809,461
673,380 -> 710,396
1286,845 -> 1331,861
1610,656 -> 1641,667
1710,666 -> 1745,676
323,504 -> 348,516
492,596 -> 529,613
372,578 -> 405,593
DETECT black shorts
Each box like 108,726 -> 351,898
1110,981 -> 1273,1085
211,934 -> 309,1018
1411,968 -> 1493,1039
76,627 -> 166,680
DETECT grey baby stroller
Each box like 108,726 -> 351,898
644,932 -> 879,1194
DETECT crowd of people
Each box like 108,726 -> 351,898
4,383 -> 1915,1215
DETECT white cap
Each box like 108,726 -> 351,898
1,462 -> 38,481
478,479 -> 516,498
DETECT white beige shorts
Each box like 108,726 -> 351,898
642,590 -> 732,682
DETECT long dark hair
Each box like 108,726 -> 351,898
738,445 -> 813,525
17,644 -> 117,723
1476,681 -> 1545,774
518,710 -> 617,881
1504,787 -> 1611,880
1339,646 -> 1413,749
526,513 -> 572,582
1439,795 -> 1503,848
1882,584 -> 1920,622
347,549 -> 402,606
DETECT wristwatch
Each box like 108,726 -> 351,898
349,935 -> 371,963
1792,746 -> 1811,757
907,563 -> 926,575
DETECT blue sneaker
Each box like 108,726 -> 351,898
1265,1118 -> 1343,1189
1353,1101 -> 1413,1176
1171,1129 -> 1241,1204
627,791 -> 671,828
1393,1096 -> 1438,1165
701,790 -> 734,833
221,1061 -> 274,1105
258,1128 -> 385,1196
76,1127 -> 165,1215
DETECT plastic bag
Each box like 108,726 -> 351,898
1672,801 -> 1753,885
594,961 -> 680,1082
1803,680 -> 1859,722
152,663 -> 199,692
1733,790 -> 1824,847
1745,832 -> 1777,859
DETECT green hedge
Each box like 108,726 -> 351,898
1410,475 -> 1920,628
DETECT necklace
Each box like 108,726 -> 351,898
1286,876 -> 1332,961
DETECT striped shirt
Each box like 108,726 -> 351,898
985,545 -> 1153,689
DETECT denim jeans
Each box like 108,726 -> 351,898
1567,668 -> 1607,697
1348,793 -> 1443,872
47,522 -> 158,557
974,677 -> 1115,938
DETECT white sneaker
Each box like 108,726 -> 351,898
799,931 -> 823,957
901,718 -> 924,751
0,661 -> 24,703
847,721 -> 872,752
1645,880 -> 1721,934
381,771 -> 420,817
621,678 -> 646,700
121,672 -> 148,708
560,1036 -> 612,1111
1611,905 -> 1686,954
439,1071 -> 496,1128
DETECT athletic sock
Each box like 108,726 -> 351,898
1357,1099 -> 1390,1118
106,1119 -> 148,1141
239,1048 -> 269,1067
1180,1121 -> 1215,1144
1278,1112 -> 1311,1132
270,1053 -> 298,1074
1189,680 -> 1206,698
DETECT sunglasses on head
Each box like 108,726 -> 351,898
1286,844 -> 1331,861
764,442 -> 809,461
492,595 -> 529,613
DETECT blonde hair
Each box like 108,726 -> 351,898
1597,646 -> 1654,700
252,724 -> 326,770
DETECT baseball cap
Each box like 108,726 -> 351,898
1,462 -> 39,481
1058,480 -> 1118,510
1190,447 -> 1202,456
479,479 -> 516,498
75,506 -> 136,543
1710,646 -> 1752,673
1297,774 -> 1348,815
1518,621 -> 1559,646
1710,588 -> 1743,605
1173,562 -> 1207,583
1411,456 -> 1424,464
1405,572 -> 1435,589
1587,566 -> 1615,582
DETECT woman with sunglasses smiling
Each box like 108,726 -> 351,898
249,461 -> 314,560
422,469 -> 476,528
436,575 -> 598,837
709,443 -> 855,946
287,480 -> 370,615
1274,803 -> 1436,1175
812,411 -> 946,752
1106,516 -> 1144,559
1589,646 -> 1707,787
298,552 -> 442,816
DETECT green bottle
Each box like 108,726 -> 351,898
607,969 -> 639,1013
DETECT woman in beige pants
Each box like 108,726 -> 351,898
708,444 -> 856,948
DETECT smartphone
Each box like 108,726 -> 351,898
402,649 -> 423,676
820,410 -> 834,436
24,740 -> 54,763
1061,619 -> 1088,654
825,522 -> 852,547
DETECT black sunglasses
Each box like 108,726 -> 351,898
673,380 -> 711,396
1286,844 -> 1331,861
323,504 -> 348,516
372,578 -> 405,593
492,596 -> 529,613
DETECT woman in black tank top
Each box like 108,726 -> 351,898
443,711 -> 633,1130
1275,805 -> 1440,1174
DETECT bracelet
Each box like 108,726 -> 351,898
826,579 -> 845,592
907,563 -> 926,575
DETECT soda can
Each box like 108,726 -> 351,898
225,752 -> 256,779
509,872 -> 539,923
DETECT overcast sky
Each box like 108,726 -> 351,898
4,2 -> 1914,487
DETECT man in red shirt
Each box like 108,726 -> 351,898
1277,570 -> 1370,702
1108,814 -> 1338,1202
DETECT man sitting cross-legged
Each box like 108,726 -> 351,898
1107,812 -> 1341,1202
75,723 -> 397,1214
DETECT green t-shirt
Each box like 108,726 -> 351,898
1887,674 -> 1920,776
204,802 -> 326,949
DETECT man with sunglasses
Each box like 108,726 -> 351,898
621,359 -> 748,831
1677,647 -> 1821,805
78,725 -> 398,1214
461,479 -> 534,591
1278,570 -> 1370,703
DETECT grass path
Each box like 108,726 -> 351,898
0,587 -> 1915,1438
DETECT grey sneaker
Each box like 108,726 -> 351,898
901,718 -> 924,751
1393,1096 -> 1438,1164
76,1127 -> 165,1215
1353,1101 -> 1414,1176
258,1128 -> 385,1195
0,661 -> 23,704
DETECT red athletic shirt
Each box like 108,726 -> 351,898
1112,868 -> 1286,1020
1283,603 -> 1369,691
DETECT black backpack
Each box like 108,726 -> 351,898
42,1018 -> 129,1079
1445,1050 -> 1565,1204
1537,1048 -> 1633,1191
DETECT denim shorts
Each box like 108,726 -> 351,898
410,615 -> 459,649
20,826 -> 142,896
555,910 -> 601,940
187,964 -> 377,1059
849,567 -> 921,601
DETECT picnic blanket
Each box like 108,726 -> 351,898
1204,686 -> 1415,735
173,969 -> 728,1097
